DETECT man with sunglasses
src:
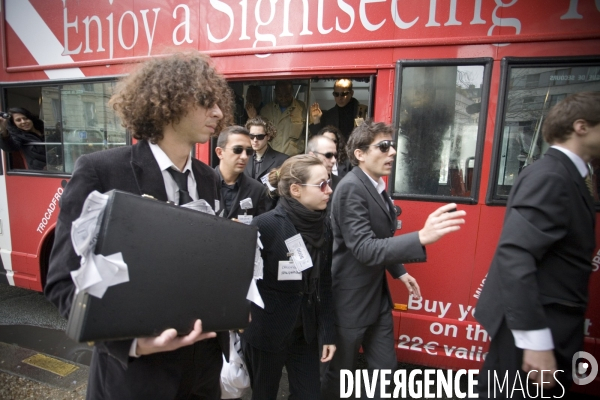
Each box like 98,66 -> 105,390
214,125 -> 268,220
309,79 -> 368,141
321,121 -> 466,399
244,117 -> 289,200
307,134 -> 341,193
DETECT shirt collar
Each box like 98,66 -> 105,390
149,142 -> 192,173
551,145 -> 588,177
364,171 -> 386,194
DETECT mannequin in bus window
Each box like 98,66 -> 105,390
309,79 -> 368,141
0,107 -> 46,170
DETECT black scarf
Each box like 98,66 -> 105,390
279,196 -> 326,250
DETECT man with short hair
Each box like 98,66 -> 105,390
255,80 -> 307,156
310,79 -> 368,140
214,125 -> 268,220
307,134 -> 340,192
475,92 -> 600,398
44,52 -> 233,400
322,120 -> 466,399
244,116 -> 289,187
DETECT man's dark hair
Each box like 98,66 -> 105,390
543,91 -> 600,144
217,125 -> 249,148
108,52 -> 233,143
346,120 -> 393,166
318,125 -> 347,164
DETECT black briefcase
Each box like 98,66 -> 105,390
66,190 -> 257,342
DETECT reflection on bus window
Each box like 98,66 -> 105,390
3,82 -> 127,174
495,64 -> 600,198
394,65 -> 484,198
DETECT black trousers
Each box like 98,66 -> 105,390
477,316 -> 579,399
242,327 -> 320,400
321,305 -> 397,400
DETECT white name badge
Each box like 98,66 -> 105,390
260,175 -> 269,185
238,215 -> 253,225
278,260 -> 302,280
284,233 -> 313,271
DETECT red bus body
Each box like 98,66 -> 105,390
1,0 -> 599,394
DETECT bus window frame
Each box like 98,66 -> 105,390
389,57 -> 493,205
486,56 -> 600,207
0,75 -> 129,178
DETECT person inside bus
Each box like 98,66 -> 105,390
318,125 -> 352,178
0,107 -> 46,170
309,79 -> 368,141
244,117 -> 289,200
252,80 -> 307,157
241,155 -> 336,400
475,92 -> 600,398
44,52 -> 233,400
242,85 -> 264,125
321,121 -> 466,399
214,125 -> 268,220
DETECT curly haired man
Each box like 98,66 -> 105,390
45,52 -> 233,400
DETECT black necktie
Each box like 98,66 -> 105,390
167,167 -> 193,205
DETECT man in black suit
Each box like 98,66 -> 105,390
44,52 -> 234,400
321,121 -> 466,399
214,125 -> 268,220
475,92 -> 600,398
309,79 -> 368,140
307,134 -> 341,191
244,116 -> 288,208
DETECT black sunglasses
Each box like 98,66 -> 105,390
314,151 -> 338,159
370,140 -> 396,153
227,146 -> 254,156
301,179 -> 331,192
249,134 -> 266,141
332,91 -> 351,98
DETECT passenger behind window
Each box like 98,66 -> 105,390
0,107 -> 46,170
309,79 -> 367,142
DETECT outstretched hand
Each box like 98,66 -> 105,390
310,102 -> 322,124
136,319 -> 216,356
418,203 -> 466,246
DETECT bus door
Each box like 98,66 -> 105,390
388,59 -> 493,369
210,77 -> 375,167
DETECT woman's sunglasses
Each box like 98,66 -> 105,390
226,146 -> 255,156
249,134 -> 266,141
370,140 -> 396,153
300,179 -> 331,192
314,151 -> 337,159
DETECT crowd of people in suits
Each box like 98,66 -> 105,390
38,50 -> 600,400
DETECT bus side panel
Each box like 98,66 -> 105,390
6,175 -> 66,290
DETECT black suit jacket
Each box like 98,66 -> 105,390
309,98 -> 367,139
214,166 -> 269,219
241,205 -> 335,352
330,167 -> 426,328
244,145 -> 289,183
475,148 -> 595,356
45,140 -> 227,399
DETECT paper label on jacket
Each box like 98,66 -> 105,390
278,260 -> 302,280
284,233 -> 313,271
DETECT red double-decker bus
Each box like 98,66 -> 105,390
1,0 -> 599,394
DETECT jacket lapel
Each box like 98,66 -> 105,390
130,140 -> 169,202
258,146 -> 277,178
353,168 -> 393,222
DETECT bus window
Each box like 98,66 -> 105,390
391,60 -> 490,202
2,81 -> 126,173
490,60 -> 600,202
